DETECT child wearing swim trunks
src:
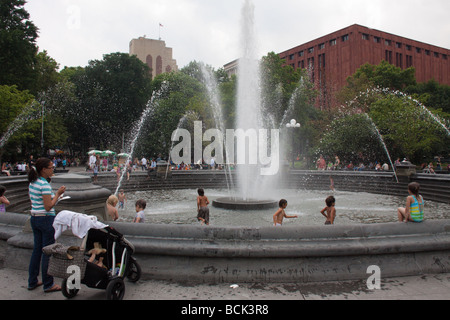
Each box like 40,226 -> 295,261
197,188 -> 210,225
273,199 -> 297,226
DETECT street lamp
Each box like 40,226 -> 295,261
41,101 -> 45,156
286,119 -> 300,169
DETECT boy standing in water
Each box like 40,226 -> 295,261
197,188 -> 210,225
273,199 -> 298,226
117,189 -> 127,209
320,196 -> 336,225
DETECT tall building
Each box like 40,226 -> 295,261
278,24 -> 450,109
129,37 -> 178,79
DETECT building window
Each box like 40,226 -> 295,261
373,36 -> 381,44
289,54 -> 294,60
319,43 -> 325,50
329,39 -> 337,46
342,34 -> 349,42
425,50 -> 430,56
434,52 -> 440,58
396,42 -> 402,49
406,55 -> 413,68
396,52 -> 403,69
416,47 -> 421,54
156,56 -> 163,75
298,60 -> 305,69
443,54 -> 448,60
385,40 -> 391,46
308,47 -> 314,54
362,33 -> 369,40
406,45 -> 412,51
146,54 -> 153,70
385,50 -> 393,64
298,50 -> 304,57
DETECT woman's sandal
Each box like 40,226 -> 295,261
27,281 -> 43,291
44,284 -> 61,293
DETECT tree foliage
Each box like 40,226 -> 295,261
0,0 -> 39,92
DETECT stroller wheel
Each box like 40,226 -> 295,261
126,258 -> 141,283
106,278 -> 125,300
61,278 -> 79,299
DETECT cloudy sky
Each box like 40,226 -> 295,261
25,0 -> 450,70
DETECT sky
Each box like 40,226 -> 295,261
25,0 -> 450,71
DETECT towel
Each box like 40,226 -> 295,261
53,210 -> 108,239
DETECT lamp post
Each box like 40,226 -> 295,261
286,119 -> 300,169
41,101 -> 45,156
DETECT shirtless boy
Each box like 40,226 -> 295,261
197,188 -> 210,225
273,199 -> 298,226
320,196 -> 336,225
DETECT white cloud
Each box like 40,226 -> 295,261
25,0 -> 450,70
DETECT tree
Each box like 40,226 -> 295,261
338,60 -> 416,106
0,0 -> 39,92
134,70 -> 205,159
406,80 -> 450,114
59,53 -> 152,153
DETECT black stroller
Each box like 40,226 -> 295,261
49,226 -> 141,300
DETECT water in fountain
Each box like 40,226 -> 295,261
347,86 -> 450,136
236,0 -> 267,201
0,100 -> 41,148
165,115 -> 187,179
364,114 -> 399,183
114,83 -> 168,195
199,63 -> 235,193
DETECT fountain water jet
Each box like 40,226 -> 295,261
114,83 -> 169,195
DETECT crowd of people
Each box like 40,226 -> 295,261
315,154 -> 393,172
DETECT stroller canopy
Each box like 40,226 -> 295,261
53,210 -> 108,240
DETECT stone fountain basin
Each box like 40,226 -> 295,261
2,212 -> 450,283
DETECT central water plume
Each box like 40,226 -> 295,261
236,0 -> 265,200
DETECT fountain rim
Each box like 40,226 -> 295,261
212,196 -> 279,210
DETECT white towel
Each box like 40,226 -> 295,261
53,210 -> 108,239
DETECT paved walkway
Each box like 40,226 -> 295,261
0,267 -> 448,300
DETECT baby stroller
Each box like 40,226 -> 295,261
47,212 -> 141,300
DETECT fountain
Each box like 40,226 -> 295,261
2,0 -> 450,286
211,0 -> 279,210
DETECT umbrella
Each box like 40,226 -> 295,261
118,153 -> 131,158
101,150 -> 116,156
87,150 -> 102,155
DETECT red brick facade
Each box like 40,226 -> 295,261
278,24 -> 450,109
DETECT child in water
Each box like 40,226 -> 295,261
197,188 -> 210,225
133,199 -> 146,223
0,185 -> 10,213
320,196 -> 336,225
273,199 -> 298,226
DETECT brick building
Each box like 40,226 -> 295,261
278,24 -> 450,109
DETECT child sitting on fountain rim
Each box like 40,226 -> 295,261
273,199 -> 297,226
397,182 -> 424,223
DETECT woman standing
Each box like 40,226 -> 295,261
27,158 -> 66,292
